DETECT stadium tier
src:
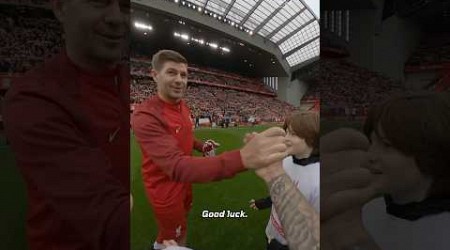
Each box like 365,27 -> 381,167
0,4 -> 62,73
131,57 -> 274,95
404,33 -> 450,91
315,59 -> 403,107
405,33 -> 450,68
299,58 -> 405,118
131,59 -> 296,124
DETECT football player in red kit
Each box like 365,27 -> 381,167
3,0 -> 130,249
132,50 -> 288,249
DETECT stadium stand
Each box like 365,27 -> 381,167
0,2 -> 294,128
406,33 -> 450,67
130,59 -> 295,125
131,57 -> 274,94
0,4 -> 62,73
0,0 -> 49,6
301,58 -> 404,118
404,33 -> 450,92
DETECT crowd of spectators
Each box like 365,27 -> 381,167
317,59 -> 402,106
406,33 -> 450,67
0,4 -> 62,73
130,58 -> 274,94
131,70 -> 296,124
0,0 -> 49,7
302,58 -> 404,118
130,59 -> 151,76
1,2 -> 296,125
190,67 -> 273,94
185,83 -> 294,124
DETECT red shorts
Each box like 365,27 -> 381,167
152,191 -> 192,243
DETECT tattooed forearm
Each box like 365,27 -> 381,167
269,174 -> 320,250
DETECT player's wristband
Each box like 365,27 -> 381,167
255,197 -> 273,210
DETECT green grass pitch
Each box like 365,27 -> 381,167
0,146 -> 28,249
0,120 -> 363,249
131,125 -> 275,250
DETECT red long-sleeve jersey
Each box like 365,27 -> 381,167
131,95 -> 245,208
3,51 -> 130,250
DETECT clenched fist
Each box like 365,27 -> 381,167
321,128 -> 383,250
321,128 -> 383,220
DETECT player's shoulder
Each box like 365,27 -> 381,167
133,95 -> 155,109
180,99 -> 190,109
131,96 -> 165,124
5,54 -> 77,109
8,52 -> 77,96
142,95 -> 159,107
9,61 -> 52,93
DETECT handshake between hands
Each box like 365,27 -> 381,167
202,127 -> 289,182
242,127 -> 387,249
241,127 -> 386,206
239,127 -> 289,183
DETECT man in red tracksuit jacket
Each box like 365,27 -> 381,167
3,1 -> 130,249
131,50 -> 288,249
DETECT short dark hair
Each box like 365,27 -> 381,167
151,50 -> 187,71
363,91 -> 450,198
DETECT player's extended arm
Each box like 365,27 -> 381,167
132,110 -> 287,183
3,86 -> 129,249
132,110 -> 245,183
257,163 -> 320,250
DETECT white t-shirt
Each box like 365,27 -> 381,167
165,247 -> 192,250
265,156 -> 320,245
363,198 -> 450,250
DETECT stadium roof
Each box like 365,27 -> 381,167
160,0 -> 320,68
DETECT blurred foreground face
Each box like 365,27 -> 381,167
154,61 -> 188,103
58,0 -> 129,64
367,126 -> 426,199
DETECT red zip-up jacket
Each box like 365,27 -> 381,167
131,95 -> 245,208
3,51 -> 130,250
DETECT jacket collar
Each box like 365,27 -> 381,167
45,50 -> 128,102
155,95 -> 184,108
292,155 -> 320,166
385,195 -> 450,221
